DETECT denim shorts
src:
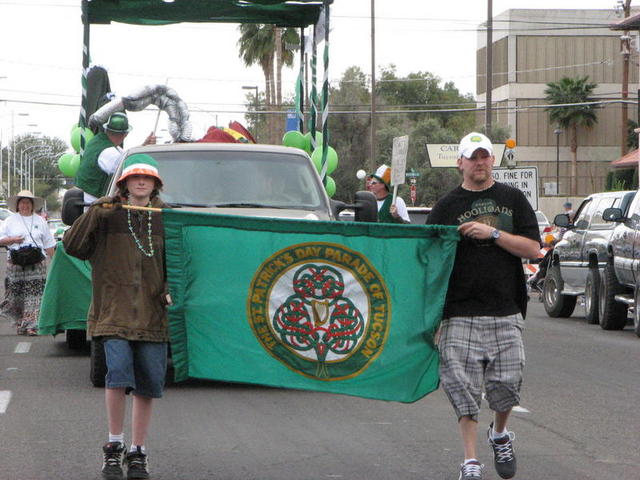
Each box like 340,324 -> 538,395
104,338 -> 168,398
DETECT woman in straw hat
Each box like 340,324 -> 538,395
0,190 -> 56,335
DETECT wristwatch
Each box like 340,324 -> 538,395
491,228 -> 501,241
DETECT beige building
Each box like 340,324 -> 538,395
476,9 -> 639,196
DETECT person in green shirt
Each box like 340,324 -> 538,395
76,112 -> 156,205
366,164 -> 410,223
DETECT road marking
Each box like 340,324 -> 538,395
0,391 -> 12,414
14,342 -> 31,353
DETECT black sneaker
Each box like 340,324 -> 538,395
459,461 -> 483,480
487,423 -> 517,479
102,442 -> 126,480
126,447 -> 150,479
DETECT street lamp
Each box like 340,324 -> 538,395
27,150 -> 48,193
20,145 -> 49,191
29,151 -> 55,194
8,136 -> 32,197
554,128 -> 562,196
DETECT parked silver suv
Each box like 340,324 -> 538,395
600,190 -> 640,336
543,190 -> 635,324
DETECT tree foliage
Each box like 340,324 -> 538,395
544,76 -> 598,195
545,76 -> 598,131
326,65 -> 477,207
242,64 -> 509,208
238,24 -> 300,143
627,119 -> 638,151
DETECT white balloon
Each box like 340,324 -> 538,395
356,169 -> 367,180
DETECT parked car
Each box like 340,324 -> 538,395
535,210 -> 550,236
543,190 -> 636,324
339,206 -> 431,223
600,191 -> 640,336
48,219 -> 68,241
53,143 -> 379,386
0,207 -> 11,223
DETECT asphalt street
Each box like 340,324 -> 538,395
0,257 -> 639,480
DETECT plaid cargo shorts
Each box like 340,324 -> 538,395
438,314 -> 525,421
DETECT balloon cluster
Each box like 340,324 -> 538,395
58,124 -> 93,177
282,130 -> 338,197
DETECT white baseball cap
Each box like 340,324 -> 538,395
458,132 -> 493,159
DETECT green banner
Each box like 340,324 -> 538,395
164,210 -> 458,403
85,0 -> 325,27
38,242 -> 92,335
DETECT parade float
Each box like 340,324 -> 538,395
39,1 -> 460,404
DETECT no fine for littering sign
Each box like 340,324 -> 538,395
491,167 -> 538,211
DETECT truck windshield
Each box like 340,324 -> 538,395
125,150 -> 326,210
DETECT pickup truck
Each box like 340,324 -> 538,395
543,190 -> 635,324
600,190 -> 640,336
43,142 -> 378,386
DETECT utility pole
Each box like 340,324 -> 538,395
370,0 -> 376,173
620,0 -> 632,156
485,0 -> 493,137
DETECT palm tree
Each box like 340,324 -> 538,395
544,76 -> 598,195
238,24 -> 300,142
238,24 -> 276,106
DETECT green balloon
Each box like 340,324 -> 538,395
324,175 -> 336,197
282,130 -> 309,152
304,131 -> 323,153
70,126 -> 94,153
311,146 -> 338,175
58,153 -> 75,176
68,153 -> 81,177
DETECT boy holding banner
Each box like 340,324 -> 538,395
427,132 -> 540,480
64,154 -> 169,480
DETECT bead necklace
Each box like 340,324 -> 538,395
127,200 -> 154,257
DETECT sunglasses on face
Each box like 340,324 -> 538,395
367,179 -> 381,185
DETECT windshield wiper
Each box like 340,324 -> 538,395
168,202 -> 213,208
214,203 -> 289,209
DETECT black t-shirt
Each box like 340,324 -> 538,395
427,182 -> 540,318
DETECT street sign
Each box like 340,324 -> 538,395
391,135 -> 409,186
504,148 -> 515,168
285,109 -> 297,132
543,182 -> 558,196
492,166 -> 539,210
426,143 -> 506,167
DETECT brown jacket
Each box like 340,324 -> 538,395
63,195 -> 169,342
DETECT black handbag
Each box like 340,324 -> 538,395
10,216 -> 45,267
10,245 -> 44,266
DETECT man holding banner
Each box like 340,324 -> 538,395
76,112 -> 156,206
427,132 -> 540,480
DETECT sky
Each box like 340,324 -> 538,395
0,0 -> 624,150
